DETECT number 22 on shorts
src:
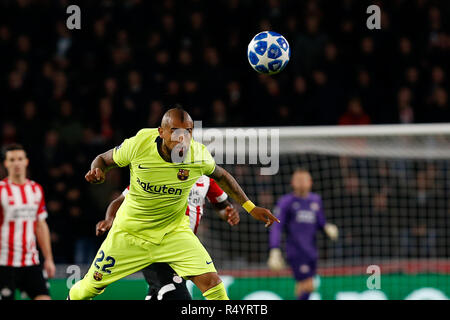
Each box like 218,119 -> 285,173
94,250 -> 116,274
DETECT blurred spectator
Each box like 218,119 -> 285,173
52,100 -> 84,148
403,66 -> 423,105
396,37 -> 417,75
289,76 -> 311,124
425,87 -> 450,123
358,36 -> 377,76
55,20 -> 72,59
226,81 -> 244,125
355,69 -> 379,121
19,100 -> 44,160
97,98 -> 116,142
1,122 -> 17,145
396,87 -> 415,124
122,70 -> 144,136
309,69 -> 340,125
293,14 -> 328,74
338,97 -> 371,125
147,100 -> 165,128
400,170 -> 438,258
210,99 -> 228,126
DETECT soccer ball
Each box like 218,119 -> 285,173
247,31 -> 290,75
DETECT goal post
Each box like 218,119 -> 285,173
193,123 -> 450,300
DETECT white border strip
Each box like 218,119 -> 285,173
196,123 -> 450,138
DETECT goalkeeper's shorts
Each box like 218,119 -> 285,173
79,219 -> 217,292
287,257 -> 317,281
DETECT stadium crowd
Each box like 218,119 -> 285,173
0,0 -> 449,264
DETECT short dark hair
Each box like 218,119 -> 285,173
173,104 -> 186,122
173,103 -> 184,111
2,143 -> 26,160
160,104 -> 192,127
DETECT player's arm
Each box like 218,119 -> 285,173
96,193 -> 125,236
212,199 -> 240,226
317,198 -> 339,241
85,149 -> 118,184
207,165 -> 279,227
35,219 -> 56,278
86,133 -> 138,184
207,178 -> 240,226
267,200 -> 288,271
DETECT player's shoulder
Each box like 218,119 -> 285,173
308,192 -> 322,201
128,128 -> 159,147
206,176 -> 222,191
135,128 -> 159,139
189,138 -> 213,162
207,176 -> 218,187
277,193 -> 296,206
26,180 -> 45,194
196,175 -> 209,184
190,137 -> 208,151
28,180 -> 43,189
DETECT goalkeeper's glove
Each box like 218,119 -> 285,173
324,223 -> 339,241
267,248 -> 285,271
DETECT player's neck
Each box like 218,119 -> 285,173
293,191 -> 309,198
158,141 -> 173,163
8,175 -> 27,185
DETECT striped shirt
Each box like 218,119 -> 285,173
0,178 -> 48,267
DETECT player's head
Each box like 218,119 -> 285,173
291,168 -> 312,196
158,105 -> 194,160
2,144 -> 29,178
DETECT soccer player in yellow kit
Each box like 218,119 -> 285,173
68,107 -> 279,300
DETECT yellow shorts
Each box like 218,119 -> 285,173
81,219 -> 217,290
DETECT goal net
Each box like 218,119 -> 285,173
193,123 -> 450,300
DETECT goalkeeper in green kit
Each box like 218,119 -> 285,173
68,106 -> 279,300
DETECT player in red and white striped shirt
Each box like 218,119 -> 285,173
117,175 -> 235,235
0,144 -> 55,300
95,175 -> 239,300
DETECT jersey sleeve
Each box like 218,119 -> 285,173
269,196 -> 290,249
206,178 -> 228,203
122,186 -> 130,196
37,184 -> 48,221
316,196 -> 327,230
0,184 -> 4,223
113,133 -> 140,167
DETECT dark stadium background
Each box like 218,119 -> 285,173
0,0 -> 449,300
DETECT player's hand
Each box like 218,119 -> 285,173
267,248 -> 285,271
225,206 -> 240,226
96,219 -> 113,236
324,223 -> 339,241
43,258 -> 56,279
85,168 -> 106,184
249,206 -> 280,228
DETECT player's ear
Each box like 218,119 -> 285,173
158,126 -> 163,137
